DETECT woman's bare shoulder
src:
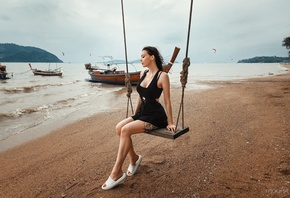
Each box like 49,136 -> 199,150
158,71 -> 169,87
159,71 -> 169,79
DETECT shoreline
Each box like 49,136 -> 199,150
1,64 -> 288,152
0,67 -> 289,197
1,63 -> 288,152
0,87 -> 129,152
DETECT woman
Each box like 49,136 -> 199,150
102,46 -> 176,190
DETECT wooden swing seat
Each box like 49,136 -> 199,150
120,1 -> 193,141
145,127 -> 189,140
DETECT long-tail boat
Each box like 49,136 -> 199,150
29,63 -> 63,76
86,47 -> 180,85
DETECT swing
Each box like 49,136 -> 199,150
120,0 -> 194,139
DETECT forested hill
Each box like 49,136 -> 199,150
0,43 -> 63,63
238,56 -> 289,63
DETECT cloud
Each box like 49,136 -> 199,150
1,0 -> 289,63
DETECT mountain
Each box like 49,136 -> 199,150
238,56 -> 289,63
0,43 -> 63,63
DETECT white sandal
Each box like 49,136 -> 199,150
101,173 -> 126,190
127,155 -> 142,176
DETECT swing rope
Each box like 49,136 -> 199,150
121,0 -> 194,138
176,0 -> 194,129
121,0 -> 134,117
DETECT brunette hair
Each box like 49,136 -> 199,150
142,46 -> 164,71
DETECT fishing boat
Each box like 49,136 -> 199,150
86,47 -> 180,85
29,63 -> 63,76
85,56 -> 141,85
87,69 -> 141,85
0,64 -> 10,79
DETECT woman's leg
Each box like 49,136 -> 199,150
115,118 -> 142,166
105,120 -> 144,182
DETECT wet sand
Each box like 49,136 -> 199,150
0,67 -> 289,197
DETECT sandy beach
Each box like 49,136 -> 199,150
0,66 -> 289,198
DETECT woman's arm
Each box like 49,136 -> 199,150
133,70 -> 144,115
159,72 -> 176,131
134,96 -> 141,115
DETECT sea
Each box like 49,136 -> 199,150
0,62 -> 288,151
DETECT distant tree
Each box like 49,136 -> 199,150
282,37 -> 290,58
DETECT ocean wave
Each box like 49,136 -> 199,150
1,80 -> 81,94
0,107 -> 40,118
2,86 -> 39,94
0,92 -> 93,120
0,111 -> 51,141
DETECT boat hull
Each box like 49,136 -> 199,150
88,71 -> 140,85
32,70 -> 62,76
0,73 -> 10,79
0,65 -> 10,79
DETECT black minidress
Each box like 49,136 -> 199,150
132,101 -> 168,128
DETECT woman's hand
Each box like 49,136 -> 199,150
166,124 -> 176,132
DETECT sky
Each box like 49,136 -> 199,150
1,0 -> 290,63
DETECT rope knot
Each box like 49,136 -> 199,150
180,57 -> 190,88
125,73 -> 132,98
